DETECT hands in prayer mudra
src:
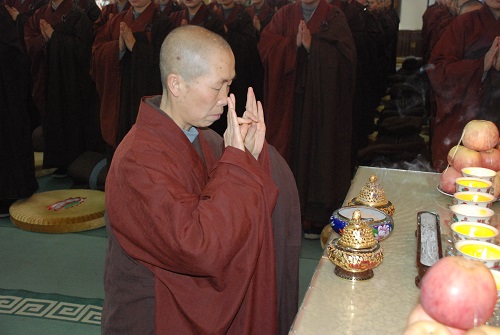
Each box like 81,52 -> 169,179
484,36 -> 500,72
224,87 -> 266,161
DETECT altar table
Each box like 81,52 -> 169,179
289,166 -> 500,335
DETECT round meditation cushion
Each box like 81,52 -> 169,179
9,189 -> 105,233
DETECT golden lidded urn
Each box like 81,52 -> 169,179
348,174 -> 395,217
327,210 -> 384,280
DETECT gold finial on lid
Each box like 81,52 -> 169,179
338,210 -> 378,249
348,174 -> 395,217
356,174 -> 388,206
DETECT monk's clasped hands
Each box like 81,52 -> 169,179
224,87 -> 265,160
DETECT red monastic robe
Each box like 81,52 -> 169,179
428,4 -> 500,172
245,1 -> 275,32
258,0 -> 356,224
105,96 -> 279,334
422,4 -> 449,64
201,128 -> 301,335
92,1 -> 131,33
91,2 -> 174,147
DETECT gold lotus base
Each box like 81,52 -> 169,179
334,266 -> 374,281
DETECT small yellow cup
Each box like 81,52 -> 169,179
451,221 -> 498,244
456,240 -> 500,269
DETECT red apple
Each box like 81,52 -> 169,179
480,149 -> 500,172
420,256 -> 497,330
452,147 -> 482,173
440,166 -> 462,194
462,120 -> 499,152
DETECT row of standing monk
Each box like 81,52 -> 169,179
1,0 -> 399,235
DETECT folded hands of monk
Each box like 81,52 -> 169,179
296,20 -> 311,52
40,19 -> 54,41
119,22 -> 136,52
5,5 -> 19,21
484,36 -> 500,72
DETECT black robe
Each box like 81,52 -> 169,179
0,5 -> 38,199
24,0 -> 101,168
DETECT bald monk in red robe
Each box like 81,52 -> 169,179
427,0 -> 500,172
258,0 -> 356,237
91,0 -> 175,149
103,25 -> 280,334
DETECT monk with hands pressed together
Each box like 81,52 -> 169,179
102,25 -> 279,334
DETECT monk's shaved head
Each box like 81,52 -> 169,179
160,26 -> 233,90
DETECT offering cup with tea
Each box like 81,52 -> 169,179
449,204 -> 495,224
462,167 -> 496,183
453,191 -> 495,208
455,240 -> 500,269
450,221 -> 498,244
462,167 -> 497,195
455,177 -> 493,194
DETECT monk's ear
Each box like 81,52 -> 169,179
167,74 -> 182,97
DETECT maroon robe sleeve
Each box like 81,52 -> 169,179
90,13 -> 121,146
258,4 -> 299,160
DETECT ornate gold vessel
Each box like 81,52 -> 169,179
327,210 -> 384,280
347,174 -> 395,217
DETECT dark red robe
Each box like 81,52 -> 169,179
200,129 -> 301,335
92,1 -> 131,34
421,4 -> 449,64
258,0 -> 356,225
245,1 -> 275,32
91,1 -> 175,147
169,3 -> 225,36
427,4 -> 500,172
104,96 -> 279,334
24,0 -> 100,168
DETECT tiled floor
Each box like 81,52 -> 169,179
298,236 -> 324,306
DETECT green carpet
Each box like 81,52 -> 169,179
1,172 -> 107,334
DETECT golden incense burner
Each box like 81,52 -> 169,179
327,210 -> 384,280
348,174 -> 395,217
